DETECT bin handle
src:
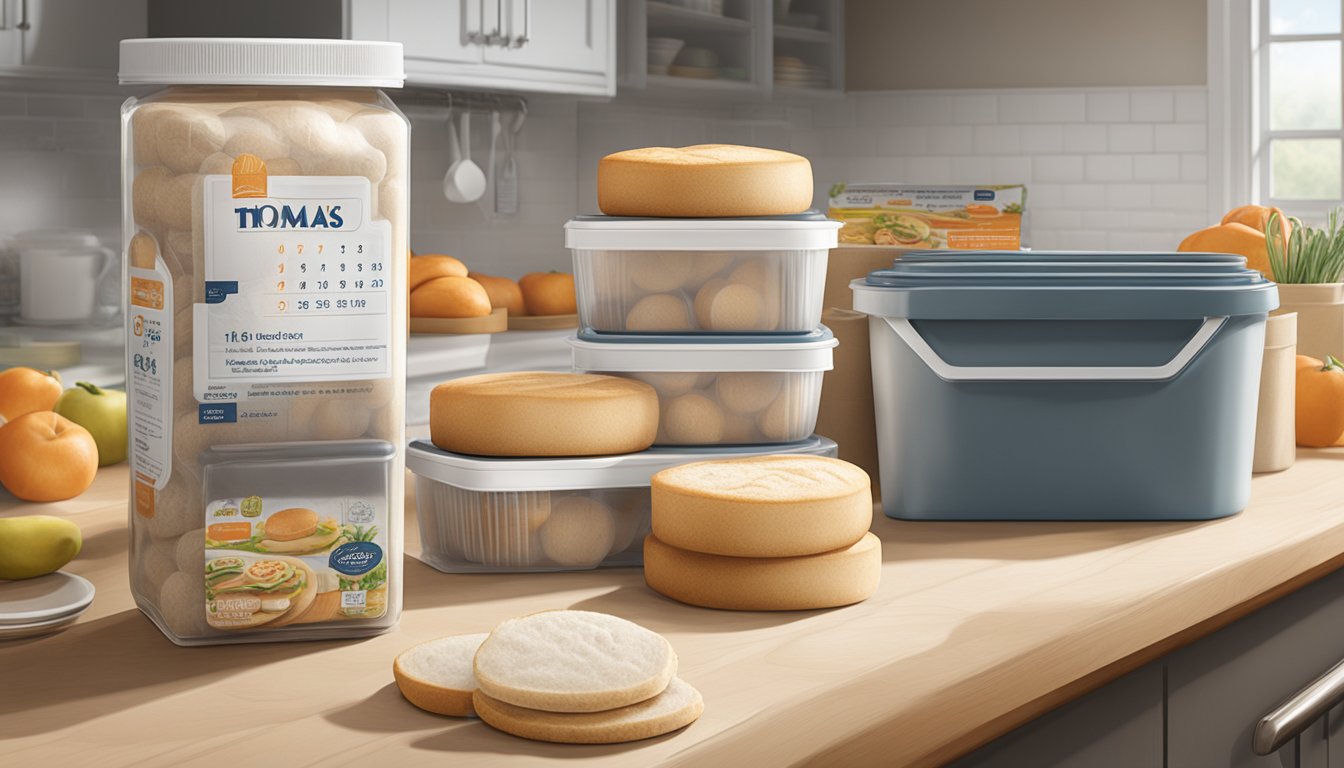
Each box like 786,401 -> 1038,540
885,316 -> 1227,382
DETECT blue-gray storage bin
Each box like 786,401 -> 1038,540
851,251 -> 1279,521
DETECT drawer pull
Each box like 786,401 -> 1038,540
1253,657 -> 1344,755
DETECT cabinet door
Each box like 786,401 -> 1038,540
948,663 -> 1164,768
0,1 -> 19,70
385,0 -> 482,66
19,0 -> 145,73
482,0 -> 610,75
1167,568 -> 1344,768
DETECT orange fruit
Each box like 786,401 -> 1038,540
0,367 -> 63,425
409,254 -> 469,292
519,272 -> 577,316
469,272 -> 526,316
409,275 -> 493,318
1178,223 -> 1272,276
1295,355 -> 1344,448
0,411 -> 99,502
1222,204 -> 1292,243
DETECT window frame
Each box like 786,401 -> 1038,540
1215,0 -> 1344,219
1256,0 -> 1344,214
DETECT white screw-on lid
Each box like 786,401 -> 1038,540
119,38 -> 404,88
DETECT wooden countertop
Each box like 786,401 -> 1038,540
4,448 -> 1344,767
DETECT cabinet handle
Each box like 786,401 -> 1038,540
15,0 -> 28,31
511,0 -> 531,47
1253,657 -> 1344,755
465,0 -> 484,44
483,0 -> 508,46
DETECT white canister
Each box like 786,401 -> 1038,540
1254,312 -> 1297,473
14,229 -> 116,325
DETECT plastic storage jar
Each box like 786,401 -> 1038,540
569,328 -> 837,445
407,435 -> 838,573
852,251 -> 1279,522
119,39 -> 409,645
564,213 -> 841,334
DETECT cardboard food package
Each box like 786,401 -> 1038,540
815,246 -> 907,502
815,307 -> 880,500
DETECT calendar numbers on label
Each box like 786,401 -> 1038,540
264,241 -> 386,317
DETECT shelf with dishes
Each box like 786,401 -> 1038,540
621,0 -> 843,98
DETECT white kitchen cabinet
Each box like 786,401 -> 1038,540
350,0 -> 615,96
0,0 -> 146,78
482,0 -> 610,75
380,0 -> 481,67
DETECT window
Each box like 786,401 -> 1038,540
1257,0 -> 1344,213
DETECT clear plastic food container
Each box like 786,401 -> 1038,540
407,435 -> 838,573
564,213 -> 840,334
119,39 -> 409,645
568,328 -> 836,445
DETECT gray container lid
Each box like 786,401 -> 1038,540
852,251 -> 1280,320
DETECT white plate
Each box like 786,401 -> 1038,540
0,572 -> 95,624
0,612 -> 81,641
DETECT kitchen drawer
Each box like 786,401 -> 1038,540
948,662 -> 1163,768
1166,566 -> 1344,768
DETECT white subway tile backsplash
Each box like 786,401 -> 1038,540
952,94 -> 997,125
1027,184 -> 1066,208
1130,91 -> 1175,122
1105,184 -> 1154,210
951,156 -> 994,182
973,124 -> 1020,155
0,118 -> 56,150
1109,124 -> 1155,153
0,94 -> 24,116
1050,230 -> 1110,250
998,93 -> 1087,124
904,156 -> 953,184
1019,124 -> 1065,154
1129,210 -> 1210,231
27,95 -> 86,118
1063,183 -> 1109,200
926,125 -> 973,155
1133,153 -> 1182,181
1032,209 -> 1084,229
1109,231 -> 1181,250
1063,124 -> 1108,153
1083,209 -> 1128,230
1086,91 -> 1130,123
1034,155 -> 1086,182
1086,154 -> 1134,182
1181,153 -> 1208,182
878,126 -> 929,155
1174,91 -> 1207,123
1151,183 -> 1209,212
1155,123 -> 1207,152
991,156 -> 1032,184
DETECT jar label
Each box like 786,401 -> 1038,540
194,171 -> 392,403
201,493 -> 389,630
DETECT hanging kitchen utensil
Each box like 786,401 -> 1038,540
495,99 -> 525,215
444,108 -> 486,204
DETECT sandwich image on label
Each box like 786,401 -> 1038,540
206,506 -> 362,556
205,555 -> 316,630
257,507 -> 342,554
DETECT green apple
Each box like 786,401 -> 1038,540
54,382 -> 127,466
